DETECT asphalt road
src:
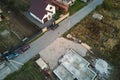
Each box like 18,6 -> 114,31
2,0 -> 103,79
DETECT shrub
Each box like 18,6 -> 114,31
102,0 -> 113,10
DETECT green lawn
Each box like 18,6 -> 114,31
4,55 -> 47,80
69,0 -> 86,15
54,10 -> 64,20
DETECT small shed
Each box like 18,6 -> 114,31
36,58 -> 48,70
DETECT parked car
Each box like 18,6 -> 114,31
5,51 -> 19,60
15,48 -> 23,54
0,53 -> 2,57
50,24 -> 59,30
1,51 -> 9,58
19,44 -> 30,53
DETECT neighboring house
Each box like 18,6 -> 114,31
29,0 -> 56,24
56,0 -> 76,6
52,0 -> 68,12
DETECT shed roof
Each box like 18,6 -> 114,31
36,58 -> 48,70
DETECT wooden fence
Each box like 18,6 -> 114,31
55,12 -> 69,24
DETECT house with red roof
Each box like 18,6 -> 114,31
29,0 -> 56,24
56,0 -> 76,6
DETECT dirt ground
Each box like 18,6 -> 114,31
0,2 -> 40,53
8,12 -> 39,39
0,2 -> 39,39
67,8 -> 120,54
39,37 -> 88,70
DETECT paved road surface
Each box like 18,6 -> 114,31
1,0 -> 103,79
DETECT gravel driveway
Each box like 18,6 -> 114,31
39,37 -> 88,70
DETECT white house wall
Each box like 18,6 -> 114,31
46,4 -> 56,15
42,4 -> 56,23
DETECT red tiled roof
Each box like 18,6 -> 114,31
29,0 -> 51,19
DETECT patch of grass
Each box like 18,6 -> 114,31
69,0 -> 86,15
4,55 -> 47,80
54,10 -> 64,20
0,20 -> 9,32
1,0 -> 30,12
0,31 -> 22,52
0,20 -> 22,53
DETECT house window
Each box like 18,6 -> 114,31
50,7 -> 52,9
43,17 -> 48,23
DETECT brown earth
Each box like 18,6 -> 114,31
8,12 -> 39,39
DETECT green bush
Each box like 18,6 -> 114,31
0,0 -> 30,12
102,0 -> 113,10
